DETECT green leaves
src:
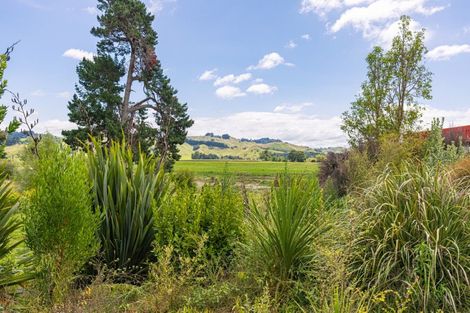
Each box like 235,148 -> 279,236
351,163 -> 470,311
88,138 -> 166,272
342,15 -> 432,150
24,136 -> 100,302
246,174 -> 330,283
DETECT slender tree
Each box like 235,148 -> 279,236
342,16 -> 432,151
386,15 -> 432,134
63,0 -> 192,167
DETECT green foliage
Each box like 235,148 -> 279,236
424,118 -> 464,168
62,55 -> 124,148
246,174 -> 330,283
0,54 -> 20,158
155,175 -> 243,266
342,16 -> 432,150
24,136 -> 99,302
87,138 -> 166,272
0,172 -> 33,287
351,163 -> 470,311
288,150 -> 306,162
64,0 -> 193,165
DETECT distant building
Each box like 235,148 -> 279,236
442,125 -> 470,146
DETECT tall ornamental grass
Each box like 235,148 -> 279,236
87,138 -> 166,272
246,174 -> 330,284
351,163 -> 470,311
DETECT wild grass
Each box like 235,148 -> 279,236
351,163 -> 470,311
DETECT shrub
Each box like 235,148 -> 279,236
246,174 -> 330,284
0,171 -> 33,287
351,163 -> 470,311
424,118 -> 464,168
24,136 -> 99,302
288,150 -> 306,162
318,152 -> 349,197
451,157 -> 470,188
87,138 -> 166,273
155,175 -> 243,266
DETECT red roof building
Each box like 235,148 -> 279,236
442,125 -> 470,145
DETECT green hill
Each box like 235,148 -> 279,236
179,134 -> 344,160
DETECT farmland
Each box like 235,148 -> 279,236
174,160 -> 319,177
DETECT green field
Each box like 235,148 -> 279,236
174,160 -> 319,177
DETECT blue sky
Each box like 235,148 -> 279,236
1,0 -> 470,147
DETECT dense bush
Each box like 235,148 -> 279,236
0,172 -> 32,287
155,175 -> 243,266
318,152 -> 349,197
351,163 -> 470,311
87,139 -> 166,273
288,150 -> 306,162
424,118 -> 464,168
24,136 -> 99,302
246,174 -> 330,283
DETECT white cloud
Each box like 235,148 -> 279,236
246,83 -> 278,95
56,91 -> 72,100
31,89 -> 46,97
215,86 -> 246,99
199,68 -> 218,81
285,40 -> 298,49
274,102 -> 314,113
300,0 -> 374,16
252,78 -> 264,83
302,0 -> 445,45
147,0 -> 176,14
370,18 -> 423,48
35,119 -> 77,137
301,34 -> 311,40
427,44 -> 470,61
83,6 -> 98,15
63,49 -> 94,61
248,52 -> 292,70
330,0 -> 445,34
189,111 -> 346,147
214,73 -> 252,86
422,105 -> 470,128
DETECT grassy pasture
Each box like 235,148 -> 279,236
174,160 -> 319,178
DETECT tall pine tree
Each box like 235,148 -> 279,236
63,0 -> 192,168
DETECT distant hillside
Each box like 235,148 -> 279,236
179,134 -> 345,160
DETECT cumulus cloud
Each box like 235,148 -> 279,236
215,86 -> 246,99
199,68 -> 218,81
285,40 -> 298,49
214,73 -> 252,86
301,0 -> 444,45
31,89 -> 46,97
301,34 -> 311,40
83,6 -> 98,15
331,0 -> 443,33
247,52 -> 293,70
35,120 -> 77,137
246,83 -> 278,95
427,44 -> 470,61
422,105 -> 470,128
189,111 -> 346,147
56,91 -> 72,100
274,102 -> 314,113
369,18 -> 423,48
63,49 -> 94,61
147,0 -> 177,14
